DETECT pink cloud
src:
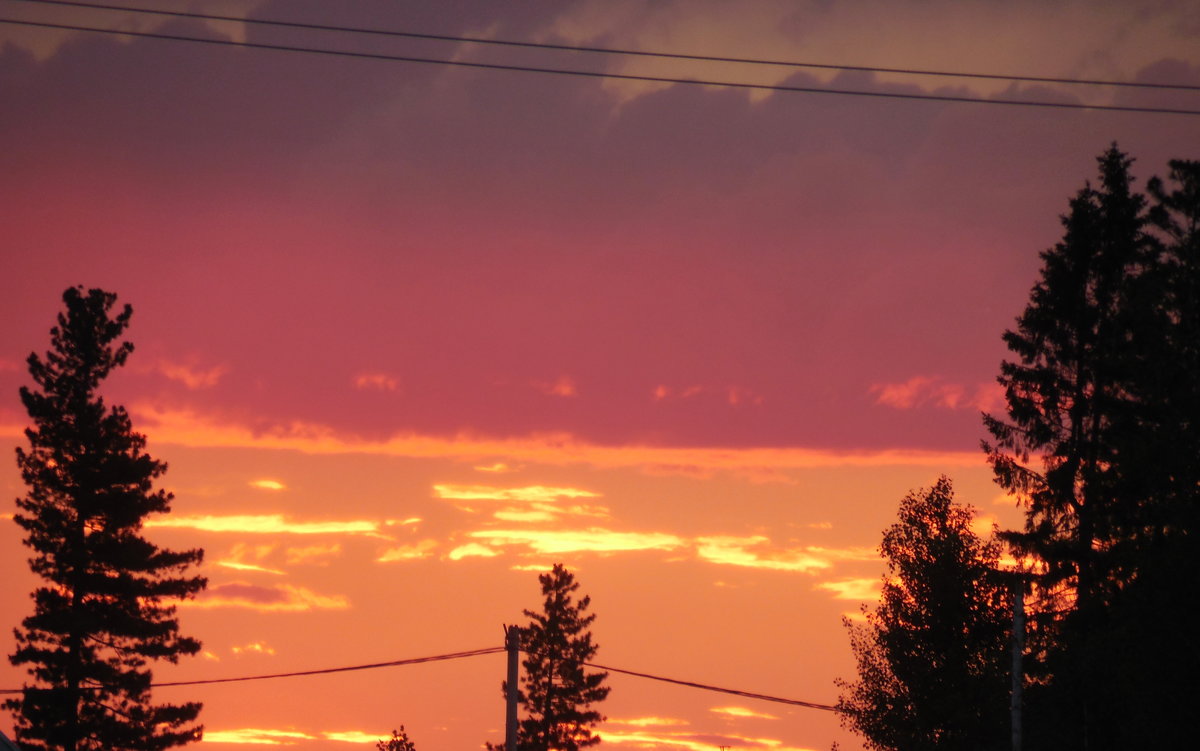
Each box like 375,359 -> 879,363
353,372 -> 399,392
870,376 -> 1003,412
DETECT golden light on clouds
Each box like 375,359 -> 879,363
695,536 -> 831,573
249,479 -> 286,491
474,461 -> 517,473
816,577 -> 882,601
606,716 -> 690,727
285,543 -> 342,565
711,706 -> 779,720
468,528 -> 683,555
131,405 -> 985,477
447,542 -> 500,561
231,641 -> 276,656
202,728 -> 314,744
434,484 -> 601,502
147,514 -> 380,536
216,560 -> 285,575
600,729 -> 818,751
377,540 -> 438,562
322,731 -> 387,743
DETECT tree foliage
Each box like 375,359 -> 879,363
376,727 -> 417,751
837,477 -> 1010,751
5,287 -> 207,751
983,148 -> 1200,749
503,564 -> 610,751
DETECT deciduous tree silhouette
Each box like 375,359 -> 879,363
836,477 -> 1010,751
497,564 -> 609,751
5,287 -> 207,751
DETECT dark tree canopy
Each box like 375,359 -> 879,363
6,287 -> 207,751
502,564 -> 610,751
982,149 -> 1200,749
837,477 -> 1010,751
376,727 -> 417,751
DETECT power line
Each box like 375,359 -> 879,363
11,0 -> 1200,93
0,647 -> 505,694
1,646 -> 840,713
2,16 -> 1197,116
584,661 -> 840,712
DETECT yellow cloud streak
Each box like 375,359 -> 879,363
216,560 -> 285,575
377,540 -> 438,562
434,484 -> 600,502
600,729 -> 819,751
249,479 -> 286,491
469,528 -> 683,555
447,542 -> 500,560
202,728 -> 314,744
131,405 -> 984,475
695,536 -> 831,572
710,705 -> 779,720
816,577 -> 882,601
323,730 -> 387,743
147,514 -> 379,536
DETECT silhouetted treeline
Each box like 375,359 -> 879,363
840,147 -> 1200,751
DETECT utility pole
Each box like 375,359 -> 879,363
1011,574 -> 1025,751
505,625 -> 521,751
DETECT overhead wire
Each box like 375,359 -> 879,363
9,0 -> 1200,93
0,647 -> 506,694
1,646 -> 842,713
1,16 -> 1197,116
583,661 -> 840,712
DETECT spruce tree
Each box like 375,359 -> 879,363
836,477 -> 1010,751
983,148 -> 1200,748
6,287 -> 207,751
508,564 -> 609,751
982,145 -> 1153,615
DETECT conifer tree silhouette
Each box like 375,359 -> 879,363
6,287 -> 207,751
499,564 -> 609,751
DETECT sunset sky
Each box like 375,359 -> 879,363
1,1 -> 1198,749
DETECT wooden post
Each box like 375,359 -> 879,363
505,625 -> 521,751
1011,576 -> 1024,751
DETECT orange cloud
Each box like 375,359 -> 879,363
131,404 -> 984,476
147,514 -> 380,536
185,582 -> 349,612
285,543 -> 342,565
695,536 -> 831,572
155,359 -> 228,390
474,461 -> 517,473
816,577 -> 882,601
249,479 -> 286,491
468,528 -> 683,555
377,540 -> 438,562
353,372 -> 399,392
